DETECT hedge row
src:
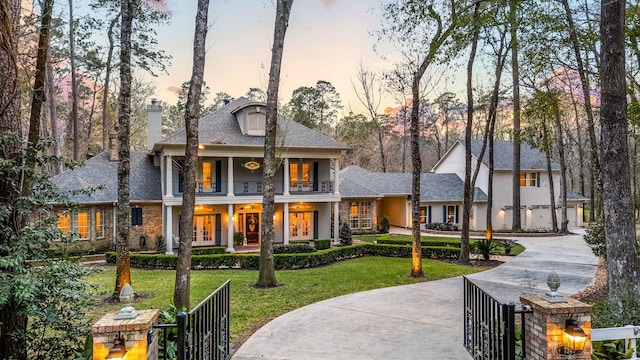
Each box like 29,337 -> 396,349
376,238 -> 461,248
191,246 -> 227,255
105,244 -> 460,270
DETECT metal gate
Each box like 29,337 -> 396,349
463,276 -> 522,360
177,280 -> 231,360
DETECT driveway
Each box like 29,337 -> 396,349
232,230 -> 598,360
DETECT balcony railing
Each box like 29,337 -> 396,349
172,180 -> 334,196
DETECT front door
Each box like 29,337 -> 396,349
289,212 -> 313,240
245,213 -> 260,244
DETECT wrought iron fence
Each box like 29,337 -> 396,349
156,280 -> 230,360
464,276 -> 520,360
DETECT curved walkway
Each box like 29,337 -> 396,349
232,230 -> 598,360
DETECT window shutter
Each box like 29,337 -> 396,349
216,160 -> 222,192
455,205 -> 459,223
428,206 -> 432,223
537,172 -> 541,187
313,211 -> 318,239
313,162 -> 319,191
215,215 -> 222,246
443,206 -> 446,223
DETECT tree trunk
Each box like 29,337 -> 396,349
510,0 -> 522,232
68,0 -> 80,160
46,51 -> 62,174
542,120 -> 559,233
600,0 -> 640,299
410,74 -> 423,277
114,0 -> 135,299
460,2 -> 480,264
561,0 -> 599,222
174,0 -> 210,309
0,1 -> 27,357
102,15 -> 118,152
257,0 -> 294,287
554,108 -> 569,233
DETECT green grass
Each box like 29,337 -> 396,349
85,256 -> 488,347
355,234 -> 526,256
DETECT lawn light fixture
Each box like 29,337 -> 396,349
105,331 -> 127,360
557,318 -> 587,356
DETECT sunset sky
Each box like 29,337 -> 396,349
150,0 -> 465,114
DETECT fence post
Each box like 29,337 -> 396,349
177,311 -> 188,360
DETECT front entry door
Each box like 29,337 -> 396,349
289,212 -> 313,240
245,213 -> 260,244
193,215 -> 214,247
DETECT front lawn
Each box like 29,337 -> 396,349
85,256 -> 489,348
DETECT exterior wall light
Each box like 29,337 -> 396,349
557,318 -> 587,356
105,331 -> 127,360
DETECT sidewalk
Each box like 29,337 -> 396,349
232,230 -> 597,360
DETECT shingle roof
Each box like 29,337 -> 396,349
340,165 -> 487,202
467,139 -> 559,170
159,97 -> 348,150
51,152 -> 161,203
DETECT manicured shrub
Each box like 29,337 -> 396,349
191,246 -> 226,255
273,244 -> 316,254
233,232 -> 244,246
155,235 -> 166,254
290,240 -> 310,245
425,222 -> 459,231
339,223 -> 352,246
583,220 -> 606,258
376,238 -> 461,247
377,215 -> 390,234
314,239 -> 330,250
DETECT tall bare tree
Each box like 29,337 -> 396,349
114,0 -> 136,298
600,0 -> 640,299
510,0 -> 522,231
174,0 -> 209,309
68,0 -> 80,160
257,0 -> 294,288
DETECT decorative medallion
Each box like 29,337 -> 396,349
243,160 -> 261,171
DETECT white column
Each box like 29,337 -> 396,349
333,201 -> 340,243
227,204 -> 235,252
166,155 -> 173,198
283,158 -> 290,195
165,206 -> 173,255
333,158 -> 340,195
283,203 -> 290,244
227,157 -> 234,196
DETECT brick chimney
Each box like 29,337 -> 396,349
147,99 -> 162,151
109,129 -> 118,161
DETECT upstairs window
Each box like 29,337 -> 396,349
132,208 -> 143,226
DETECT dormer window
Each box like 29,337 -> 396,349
233,103 -> 267,136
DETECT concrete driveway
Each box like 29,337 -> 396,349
232,230 -> 598,360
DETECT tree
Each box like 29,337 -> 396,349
174,0 -> 210,310
256,0 -> 294,288
510,0 -> 522,232
287,80 -> 342,129
353,62 -> 391,172
245,87 -> 266,102
600,0 -> 640,299
381,0 -> 469,276
114,0 -> 135,299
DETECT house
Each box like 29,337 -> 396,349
51,97 -> 347,253
340,139 -> 586,232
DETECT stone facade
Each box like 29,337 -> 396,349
92,309 -> 159,360
520,295 -> 592,360
338,198 -> 379,232
48,202 -> 162,254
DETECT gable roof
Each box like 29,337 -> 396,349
51,152 -> 161,203
157,97 -> 348,150
434,139 -> 559,171
340,165 -> 487,202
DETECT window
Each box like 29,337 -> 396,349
301,163 -> 310,187
349,202 -> 372,229
57,211 -> 89,240
95,209 -> 104,239
529,172 -> 540,187
132,208 -> 143,226
290,162 -> 312,189
445,205 -> 457,224
420,207 -> 431,224
519,172 -> 527,186
290,163 -> 299,187
201,161 -> 212,190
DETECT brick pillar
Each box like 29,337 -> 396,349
92,309 -> 159,360
520,295 -> 592,360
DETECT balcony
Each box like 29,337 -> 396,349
172,180 -> 334,196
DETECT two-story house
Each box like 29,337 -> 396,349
340,139 -> 585,232
51,97 -> 347,254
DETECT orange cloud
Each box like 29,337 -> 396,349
320,0 -> 337,8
